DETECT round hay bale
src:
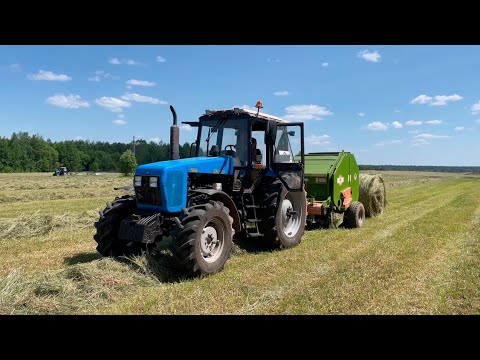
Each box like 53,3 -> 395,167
359,174 -> 387,217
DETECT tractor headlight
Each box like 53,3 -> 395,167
149,176 -> 158,188
134,176 -> 142,187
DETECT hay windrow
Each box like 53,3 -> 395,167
359,174 -> 387,217
0,211 -> 99,240
0,257 -> 161,314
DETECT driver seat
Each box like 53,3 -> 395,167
224,149 -> 237,158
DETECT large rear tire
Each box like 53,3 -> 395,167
170,200 -> 234,277
259,177 -> 307,248
94,195 -> 144,257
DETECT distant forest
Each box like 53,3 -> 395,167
0,132 -> 192,173
0,132 -> 479,173
359,165 -> 480,173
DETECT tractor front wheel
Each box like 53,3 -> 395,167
170,200 -> 234,277
94,195 -> 144,257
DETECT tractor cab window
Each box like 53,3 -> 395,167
197,119 -> 249,166
274,125 -> 301,163
251,131 -> 266,166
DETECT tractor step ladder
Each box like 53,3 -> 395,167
241,190 -> 263,238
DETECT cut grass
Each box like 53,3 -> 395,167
0,258 -> 160,314
0,172 -> 479,314
0,211 -> 98,239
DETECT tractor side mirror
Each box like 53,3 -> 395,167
264,121 -> 277,145
288,131 -> 295,136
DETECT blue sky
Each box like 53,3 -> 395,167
1,45 -> 480,166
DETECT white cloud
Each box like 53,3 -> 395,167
267,58 -> 280,63
367,122 -> 388,131
394,109 -> 401,113
390,121 -> 403,129
126,79 -> 156,87
96,97 -> 131,112
410,95 -> 432,104
425,120 -> 443,125
88,70 -> 111,82
358,50 -> 381,63
284,104 -> 333,121
109,57 -> 142,66
180,124 -> 193,132
415,133 -> 450,139
321,62 -> 328,67
357,112 -> 365,117
411,138 -> 429,147
431,94 -> 462,106
471,101 -> 480,114
475,119 -> 480,124
46,94 -> 89,109
74,136 -> 83,140
410,94 -> 462,106
408,130 -> 420,134
305,134 -> 330,146
149,137 -> 161,143
405,120 -> 423,126
88,75 -> 101,82
273,90 -> 290,96
156,56 -> 167,63
361,120 -> 402,130
8,63 -> 21,72
118,113 -> 125,118
375,140 -> 403,146
121,93 -> 167,104
28,70 -> 71,82
112,119 -> 127,125
454,126 -> 465,131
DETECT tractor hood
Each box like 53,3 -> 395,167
134,156 -> 234,213
135,156 -> 234,177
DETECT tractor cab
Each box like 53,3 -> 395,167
186,101 -> 305,193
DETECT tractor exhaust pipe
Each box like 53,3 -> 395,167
170,105 -> 180,160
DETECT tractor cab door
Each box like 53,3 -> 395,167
271,123 -> 305,191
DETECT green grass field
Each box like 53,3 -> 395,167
1,171 -> 479,314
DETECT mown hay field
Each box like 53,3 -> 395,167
0,171 -> 479,314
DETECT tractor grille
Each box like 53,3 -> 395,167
135,176 -> 162,206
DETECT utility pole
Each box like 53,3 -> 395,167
133,136 -> 136,157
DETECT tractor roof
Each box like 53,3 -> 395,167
199,108 -> 287,123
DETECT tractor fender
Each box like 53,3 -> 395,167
190,189 -> 241,233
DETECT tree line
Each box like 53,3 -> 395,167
1,132 -> 479,174
359,165 -> 480,173
0,132 -> 192,173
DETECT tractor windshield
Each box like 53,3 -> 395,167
197,119 -> 249,165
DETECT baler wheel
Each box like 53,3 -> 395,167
344,201 -> 365,228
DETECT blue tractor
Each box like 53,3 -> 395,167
94,102 -> 307,276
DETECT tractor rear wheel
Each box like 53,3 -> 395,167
170,200 -> 234,277
94,195 -> 144,257
344,201 -> 365,228
260,177 -> 307,248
